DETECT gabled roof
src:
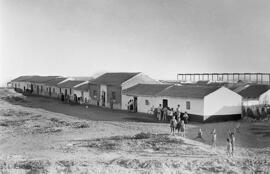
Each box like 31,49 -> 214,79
57,80 -> 86,88
44,78 -> 67,86
157,85 -> 220,99
74,83 -> 89,91
122,84 -> 172,96
10,76 -> 34,82
238,84 -> 270,98
90,72 -> 140,85
27,76 -> 60,83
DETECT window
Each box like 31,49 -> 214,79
111,91 -> 116,100
186,101 -> 190,110
145,100 -> 150,105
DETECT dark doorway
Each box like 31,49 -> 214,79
101,91 -> 106,107
133,97 -> 138,112
74,94 -> 78,103
163,99 -> 168,108
23,87 -> 25,92
31,84 -> 33,91
37,86 -> 39,95
65,89 -> 68,97
49,87 -> 51,96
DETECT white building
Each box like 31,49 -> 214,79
122,84 -> 242,122
43,77 -> 69,98
10,76 -> 33,92
238,84 -> 270,106
73,83 -> 90,104
89,72 -> 161,109
57,80 -> 86,102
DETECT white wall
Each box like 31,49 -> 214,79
242,99 -> 259,106
137,96 -> 157,113
259,89 -> 270,105
123,94 -> 204,115
154,96 -> 204,115
204,87 -> 242,120
121,73 -> 161,90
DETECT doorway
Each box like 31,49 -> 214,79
37,86 -> 39,95
49,87 -> 51,96
65,89 -> 68,97
101,91 -> 106,107
163,99 -> 168,108
133,97 -> 138,112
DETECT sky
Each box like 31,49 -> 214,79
1,0 -> 270,86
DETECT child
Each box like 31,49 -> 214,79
176,117 -> 181,134
170,116 -> 177,136
226,138 -> 232,157
194,128 -> 204,142
180,120 -> 185,137
211,129 -> 217,149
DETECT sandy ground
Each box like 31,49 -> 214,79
0,88 -> 270,174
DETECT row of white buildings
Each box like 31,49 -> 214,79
9,73 -> 270,122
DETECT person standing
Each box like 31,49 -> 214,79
180,120 -> 185,137
211,129 -> 217,149
226,138 -> 232,157
230,131 -> 236,156
176,117 -> 181,134
183,111 -> 189,124
157,104 -> 162,121
162,107 -> 168,121
170,116 -> 177,136
168,108 -> 173,121
176,105 -> 182,120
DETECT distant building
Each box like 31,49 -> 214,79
177,73 -> 270,84
89,72 -> 161,109
123,84 -> 242,122
10,76 -> 33,93
73,83 -> 90,104
43,77 -> 69,98
237,84 -> 270,106
26,76 -> 60,95
57,80 -> 87,102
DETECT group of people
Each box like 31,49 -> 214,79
156,104 -> 189,123
170,115 -> 186,137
